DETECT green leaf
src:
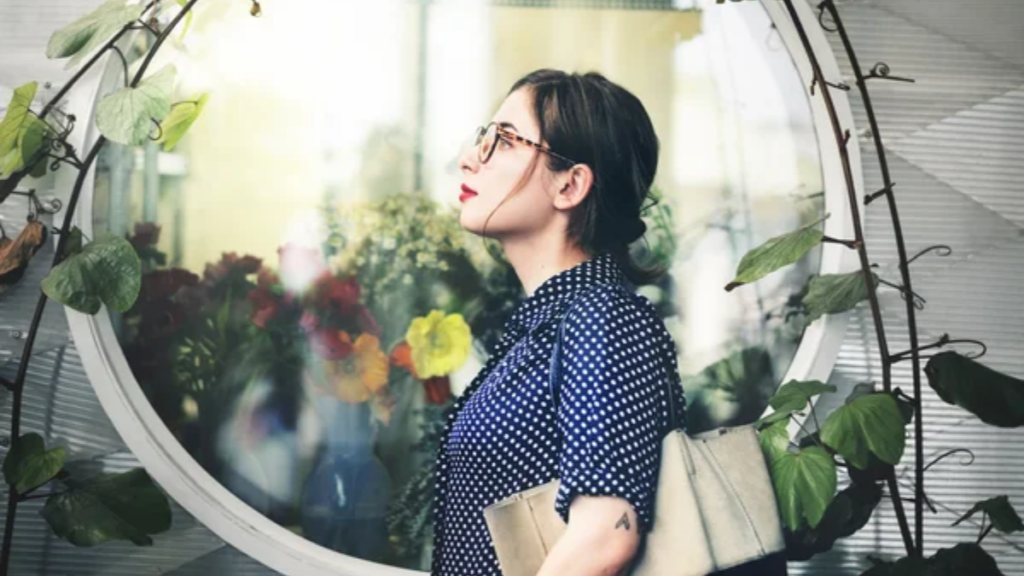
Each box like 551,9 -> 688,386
845,382 -> 876,404
768,379 -> 836,413
159,93 -> 208,152
40,468 -> 171,546
0,82 -> 45,178
725,214 -> 828,291
952,496 -> 1023,534
756,407 -> 796,428
41,235 -> 141,314
62,227 -> 85,259
785,482 -> 883,561
2,433 -> 67,494
770,446 -> 836,530
758,418 -> 791,463
96,64 -> 177,146
820,393 -> 906,468
46,0 -> 145,70
802,271 -> 880,322
925,351 -> 1024,428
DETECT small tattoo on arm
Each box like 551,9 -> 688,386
614,512 -> 631,531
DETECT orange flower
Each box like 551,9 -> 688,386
320,332 -> 389,403
389,341 -> 419,379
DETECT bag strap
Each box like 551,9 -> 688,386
548,285 -> 679,432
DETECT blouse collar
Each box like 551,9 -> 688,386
506,251 -> 630,338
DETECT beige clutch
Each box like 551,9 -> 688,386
482,424 -> 786,576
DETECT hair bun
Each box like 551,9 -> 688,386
621,217 -> 647,244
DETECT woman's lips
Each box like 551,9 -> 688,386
459,184 -> 478,203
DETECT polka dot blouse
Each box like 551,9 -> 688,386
430,251 -> 688,576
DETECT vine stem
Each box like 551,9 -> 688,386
0,1 -> 200,573
818,0 -> 926,556
779,0 -> 916,557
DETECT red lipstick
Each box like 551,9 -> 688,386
459,184 -> 478,203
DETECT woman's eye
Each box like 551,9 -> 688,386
498,136 -> 513,148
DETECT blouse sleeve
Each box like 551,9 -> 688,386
552,285 -> 672,534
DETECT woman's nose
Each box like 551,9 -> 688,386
458,142 -> 479,174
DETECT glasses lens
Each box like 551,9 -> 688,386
478,124 -> 498,164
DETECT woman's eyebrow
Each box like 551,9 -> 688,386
497,121 -> 519,132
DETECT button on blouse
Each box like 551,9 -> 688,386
430,251 -> 688,576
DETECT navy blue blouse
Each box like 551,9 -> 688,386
430,251 -> 688,576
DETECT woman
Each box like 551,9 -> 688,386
431,69 -> 787,576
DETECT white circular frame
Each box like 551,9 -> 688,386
57,1 -> 862,574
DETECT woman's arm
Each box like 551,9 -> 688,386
536,494 -> 640,576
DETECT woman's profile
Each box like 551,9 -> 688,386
431,69 -> 787,576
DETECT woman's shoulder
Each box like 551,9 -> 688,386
564,281 -> 661,327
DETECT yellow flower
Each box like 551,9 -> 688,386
322,332 -> 390,403
405,310 -> 472,379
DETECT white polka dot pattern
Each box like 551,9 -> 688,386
430,251 -> 687,576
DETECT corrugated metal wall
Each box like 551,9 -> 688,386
2,0 -> 1022,574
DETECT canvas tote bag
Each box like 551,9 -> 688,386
483,292 -> 786,576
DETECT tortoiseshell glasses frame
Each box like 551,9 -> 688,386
474,122 -> 578,166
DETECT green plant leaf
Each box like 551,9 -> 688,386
725,214 -> 828,291
2,433 -> 67,495
785,482 -> 883,561
758,418 -> 791,463
41,235 -> 141,314
861,543 -> 1005,576
96,64 -> 177,146
821,393 -> 906,469
952,495 -> 1023,534
768,379 -> 837,413
0,82 -> 45,178
925,351 -> 1024,428
756,407 -> 797,428
46,0 -> 145,70
40,468 -> 171,546
770,446 -> 836,531
802,271 -> 880,322
159,93 -> 208,151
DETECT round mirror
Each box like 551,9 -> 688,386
66,0 -> 857,573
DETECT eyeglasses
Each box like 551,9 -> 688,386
473,122 -> 577,166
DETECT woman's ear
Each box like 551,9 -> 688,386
556,164 -> 594,210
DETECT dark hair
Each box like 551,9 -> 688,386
481,68 -> 667,286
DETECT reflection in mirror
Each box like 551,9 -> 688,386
90,0 -> 823,570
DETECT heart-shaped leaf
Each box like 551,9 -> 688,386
725,214 -> 828,291
758,418 -> 791,463
2,433 -> 67,494
770,446 -> 836,531
96,64 -> 177,146
0,221 -> 48,290
821,393 -> 906,469
925,351 -> 1024,428
159,93 -> 208,152
46,0 -> 145,70
802,271 -> 880,322
0,82 -> 49,178
784,482 -> 883,561
41,235 -> 141,314
769,379 -> 837,413
952,495 -> 1023,535
40,468 -> 171,546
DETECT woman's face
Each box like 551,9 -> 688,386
457,88 -> 563,241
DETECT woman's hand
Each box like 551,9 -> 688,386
535,494 -> 640,576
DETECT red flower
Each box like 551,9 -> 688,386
310,274 -> 361,315
248,286 -> 281,329
205,252 -> 264,284
139,269 -> 199,303
423,376 -> 451,405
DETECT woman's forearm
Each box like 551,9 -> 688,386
535,529 -> 631,576
532,494 -> 641,576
